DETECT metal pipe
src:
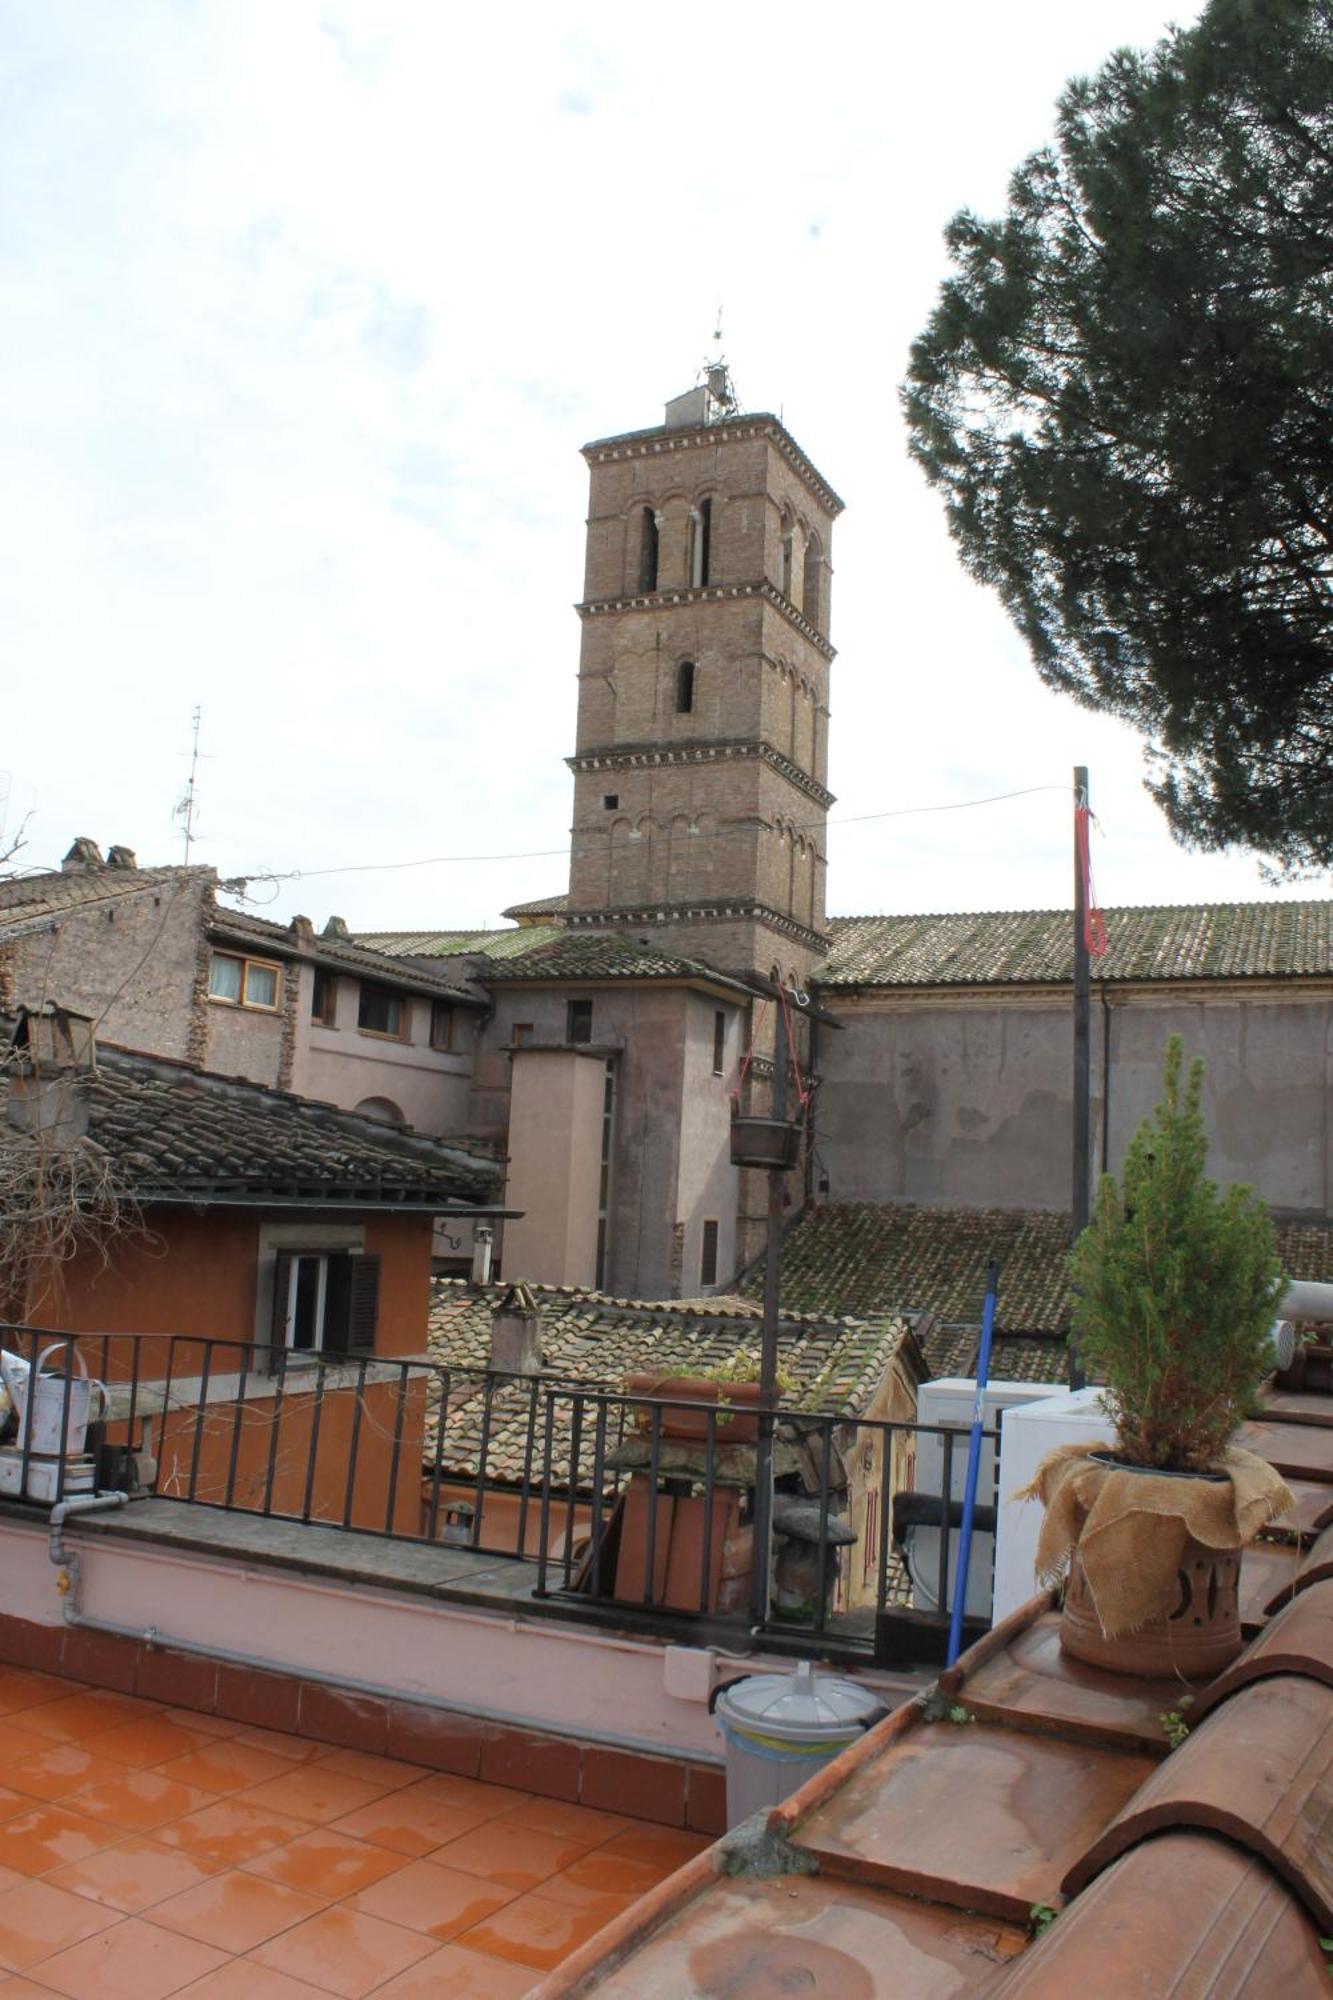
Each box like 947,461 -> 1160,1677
1283,1281 -> 1333,1322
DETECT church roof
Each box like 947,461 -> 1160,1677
820,902 -> 1333,988
354,925 -> 756,996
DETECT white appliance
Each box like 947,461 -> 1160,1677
904,1378 -> 1067,1619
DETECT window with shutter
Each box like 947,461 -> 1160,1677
347,1254 -> 380,1353
269,1248 -> 379,1358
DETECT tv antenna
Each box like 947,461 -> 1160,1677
174,705 -> 203,864
702,305 -> 739,418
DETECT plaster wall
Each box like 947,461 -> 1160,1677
0,1514 -> 868,1761
819,985 -> 1333,1216
501,1049 -> 606,1287
676,994 -> 743,1293
296,981 -> 474,1134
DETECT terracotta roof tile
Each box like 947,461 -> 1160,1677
987,1831 -> 1326,1998
426,1281 -> 923,1480
1063,1675 -> 1333,1931
354,924 -> 568,961
210,908 -> 481,1003
0,864 -> 209,939
0,1049 -> 502,1207
765,1206 -> 1333,1352
1193,1583 -> 1333,1720
790,1710 -> 1155,1925
819,901 -> 1333,988
942,1610 -> 1180,1758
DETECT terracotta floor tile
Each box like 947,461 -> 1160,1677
240,1828 -> 410,1901
553,1848 -> 675,1898
0,1877 -> 119,1970
0,1802 -> 119,1875
0,1978 -> 76,1997
536,1868 -> 641,1924
87,1717 -> 216,1768
0,1788 -> 33,1826
413,1773 -> 531,1817
309,1748 -> 425,1790
161,1710 -> 243,1739
460,1888 -> 621,1972
67,1768 -> 216,1834
429,1819 -> 597,1893
46,1834 -> 219,1914
19,1691 -> 150,1744
331,1788 -> 497,1857
156,1798 -> 311,1869
369,1942 -> 539,1998
0,1670 -> 71,1716
231,1728 -> 320,1762
236,1767 -> 392,1826
496,1797 -> 629,1846
28,1914 -> 229,2000
155,1742 -> 295,1795
150,1869 -> 326,1951
349,1856 -> 517,1940
174,1963 -> 331,1999
598,1824 -> 712,1871
249,1905 -> 437,1997
4,1741 -> 130,1803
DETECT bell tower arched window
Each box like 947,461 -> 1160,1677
780,510 -> 794,599
675,661 -> 695,714
638,507 -> 659,593
803,532 -> 823,630
690,499 -> 712,587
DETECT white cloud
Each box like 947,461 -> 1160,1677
3,0 -> 1322,933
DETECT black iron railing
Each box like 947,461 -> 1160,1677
0,1326 -> 1002,1649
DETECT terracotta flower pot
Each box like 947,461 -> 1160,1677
1058,1458 -> 1243,1679
624,1375 -> 763,1445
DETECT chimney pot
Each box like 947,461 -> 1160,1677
489,1282 -> 542,1376
106,845 -> 137,870
61,838 -> 104,872
323,916 -> 351,940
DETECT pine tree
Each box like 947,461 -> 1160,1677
903,0 -> 1333,872
1069,1037 -> 1285,1470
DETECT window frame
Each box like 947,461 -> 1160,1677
357,981 -> 409,1041
700,1218 -> 719,1289
208,950 -> 284,1013
271,1247 -> 380,1360
311,967 -> 336,1026
712,1010 -> 726,1077
675,660 -> 696,714
511,1023 -> 535,1048
567,998 -> 594,1045
430,1000 -> 455,1052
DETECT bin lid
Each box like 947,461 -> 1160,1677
715,1660 -> 883,1744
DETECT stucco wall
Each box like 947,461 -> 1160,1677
818,984 -> 1333,1216
295,979 -> 474,1135
502,1049 -> 607,1287
676,994 -> 743,1293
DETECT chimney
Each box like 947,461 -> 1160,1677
323,916 -> 351,940
61,838 -> 104,873
471,1222 -> 494,1286
106,845 -> 137,870
6,1006 -> 96,1143
290,915 -> 315,942
489,1282 -> 542,1376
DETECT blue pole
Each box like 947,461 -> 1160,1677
946,1259 -> 1000,1669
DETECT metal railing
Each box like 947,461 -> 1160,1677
0,1326 -> 1002,1650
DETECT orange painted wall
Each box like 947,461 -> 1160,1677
22,1205 -> 436,1539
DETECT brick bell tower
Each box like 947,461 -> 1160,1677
565,369 -> 843,981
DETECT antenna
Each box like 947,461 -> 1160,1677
174,705 -> 203,864
701,305 -> 739,420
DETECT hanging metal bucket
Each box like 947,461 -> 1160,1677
730,1116 -> 801,1169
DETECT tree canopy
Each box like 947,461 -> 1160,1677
903,0 -> 1333,871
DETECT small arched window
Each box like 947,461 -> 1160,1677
780,510 -> 794,599
690,498 -> 712,587
638,507 -> 659,593
675,660 -> 695,714
803,533 -> 822,628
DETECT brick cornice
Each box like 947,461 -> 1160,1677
581,412 -> 844,519
565,898 -> 830,956
575,579 -> 836,662
567,738 -> 834,810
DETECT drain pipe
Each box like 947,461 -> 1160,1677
48,1491 -> 131,1622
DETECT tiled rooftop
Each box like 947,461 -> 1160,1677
1,1048 -> 502,1208
355,926 -> 757,995
764,1203 -> 1333,1349
427,1280 -> 923,1481
0,863 -> 211,938
547,1375 -> 1333,1996
354,926 -> 568,963
0,1666 -> 704,1995
820,900 -> 1333,988
211,906 -> 483,1004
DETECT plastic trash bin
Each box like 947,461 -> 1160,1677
713,1660 -> 886,1827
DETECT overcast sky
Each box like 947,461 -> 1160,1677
5,0 -> 1322,935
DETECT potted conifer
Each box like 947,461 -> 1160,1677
1023,1038 -> 1291,1677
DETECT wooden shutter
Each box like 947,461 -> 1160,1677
322,1254 -> 353,1356
268,1251 -> 295,1366
347,1254 -> 381,1354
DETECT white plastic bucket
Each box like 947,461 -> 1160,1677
12,1343 -> 108,1459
